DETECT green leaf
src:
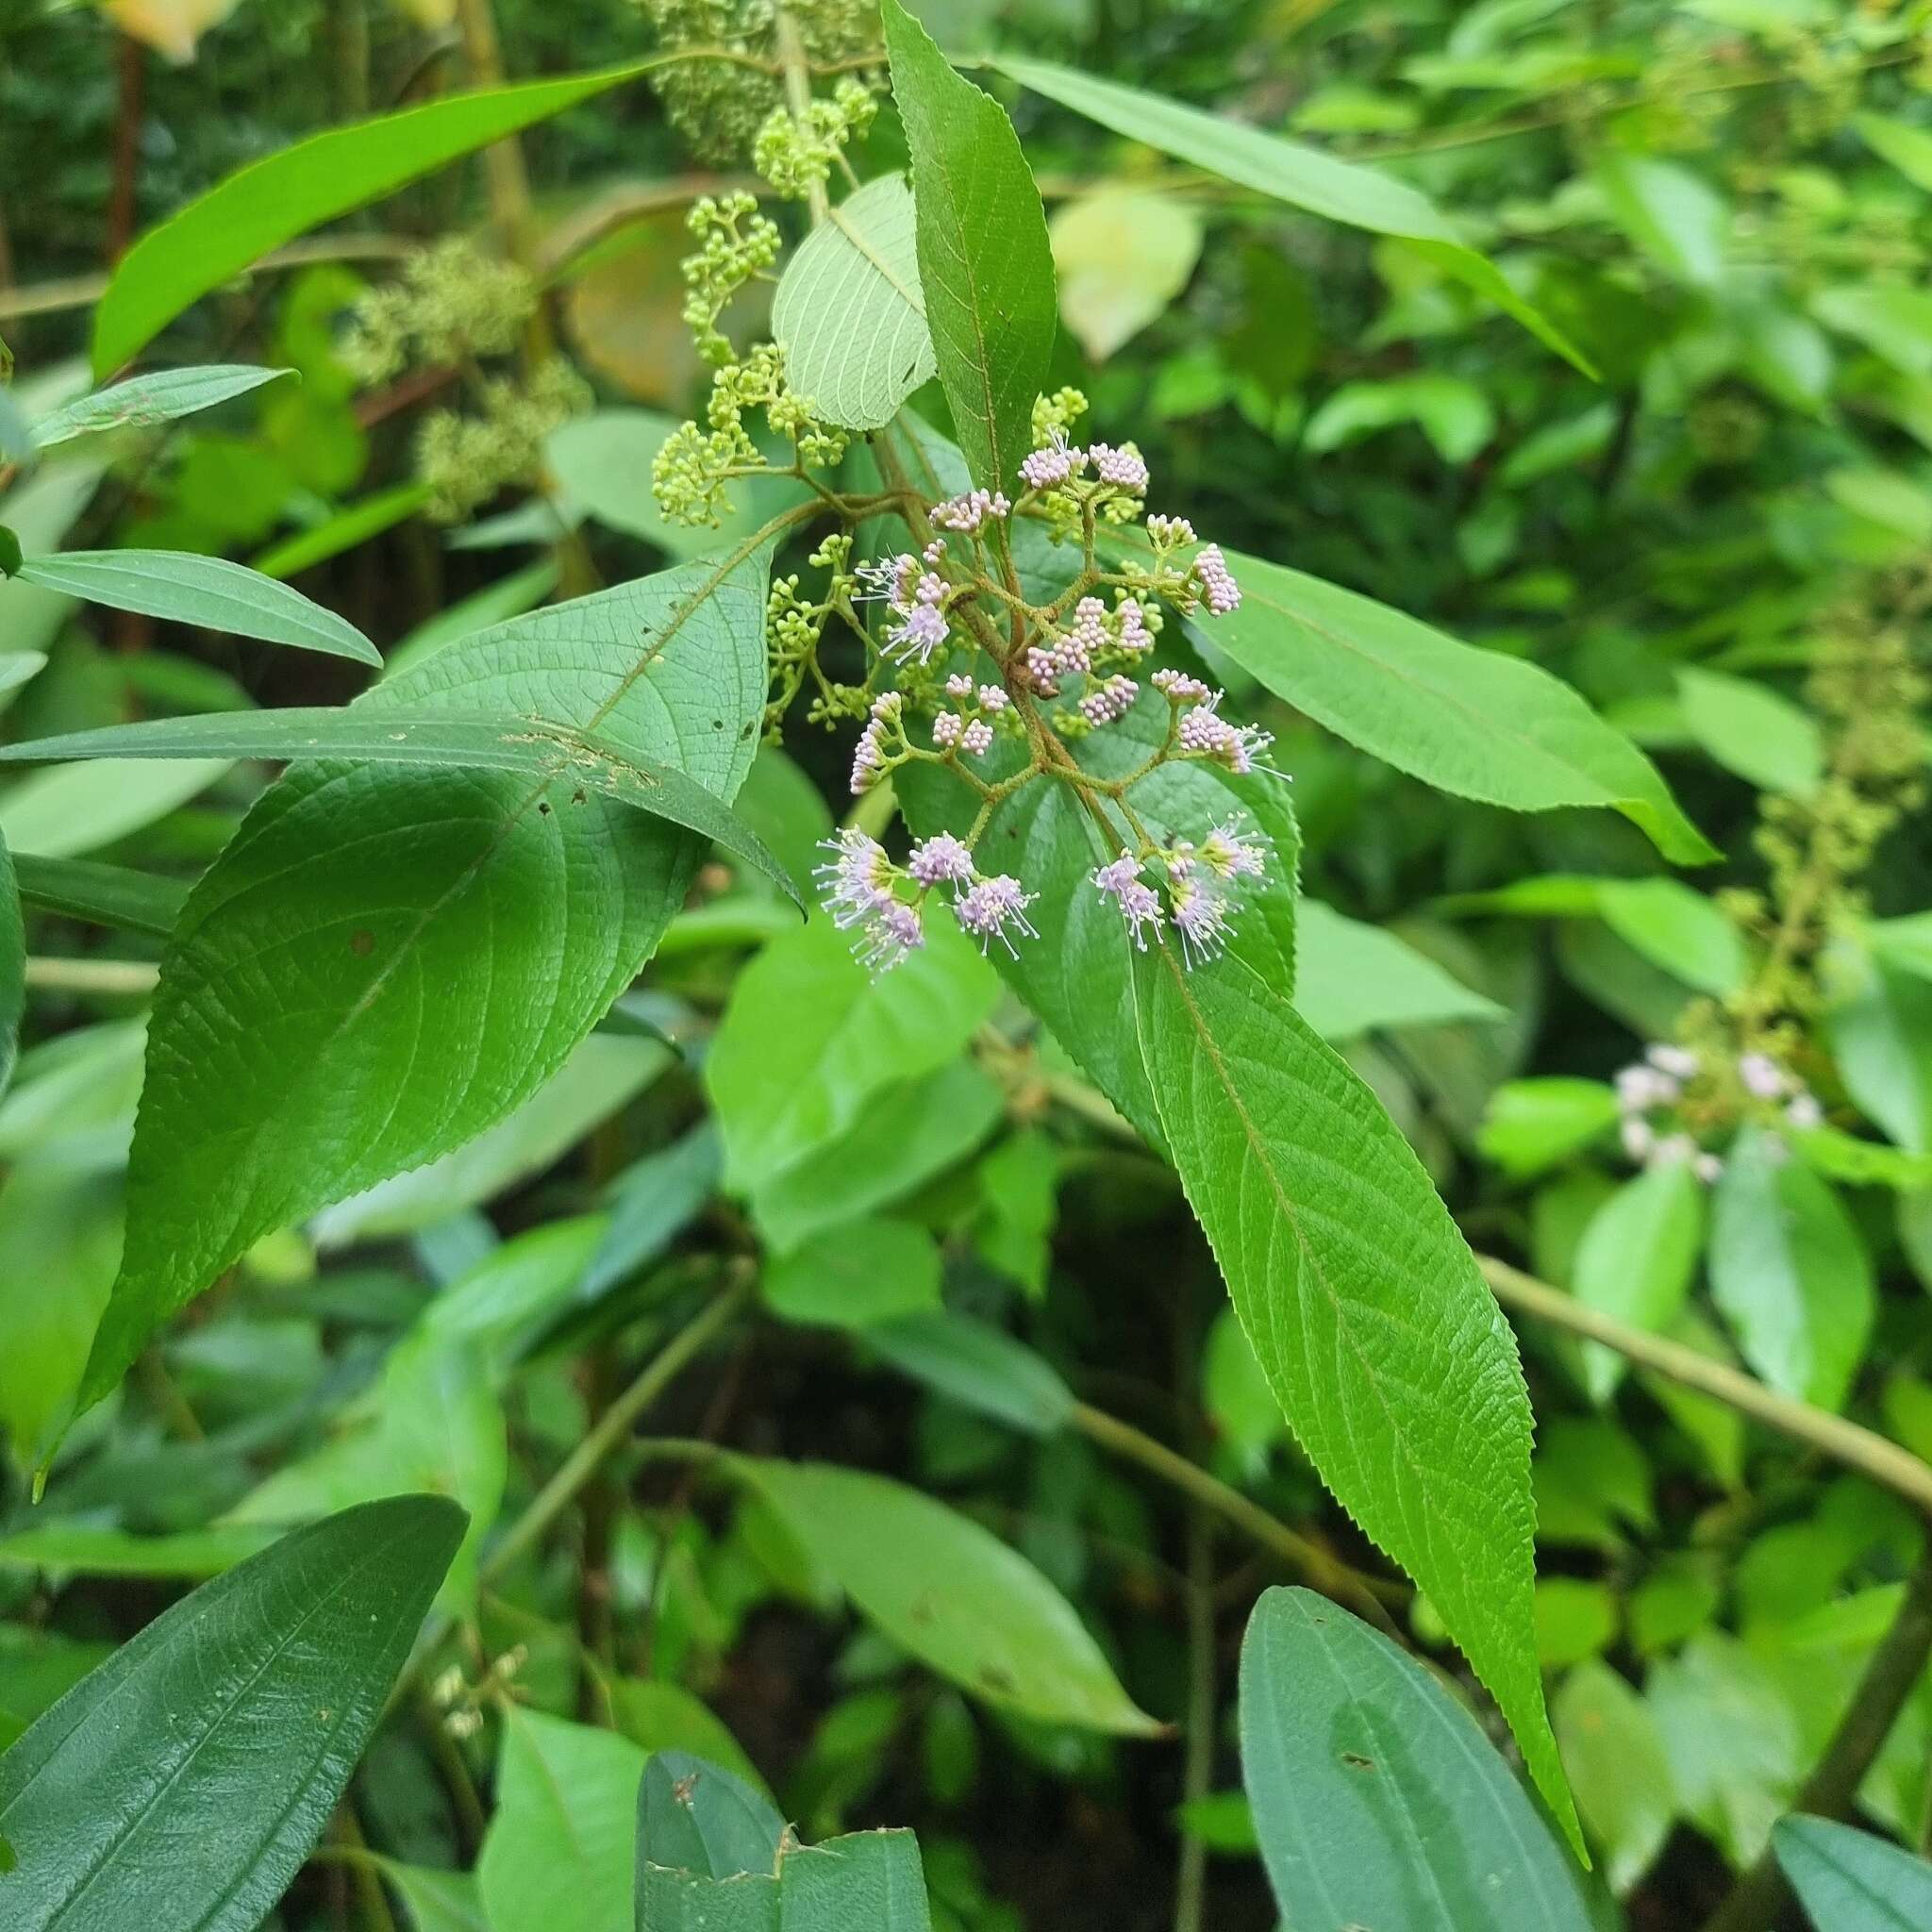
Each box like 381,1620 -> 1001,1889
0,1523 -> 275,1580
1293,898 -> 1503,1040
1571,1164 -> 1706,1403
0,1144 -> 124,1471
1855,112 -> 1932,195
1828,946 -> 1932,1155
0,460 -> 104,659
1596,152 -> 1728,287
763,1216 -> 944,1328
0,826 -> 20,1099
1049,188 -> 1203,363
478,1709 -> 647,1932
1677,666 -> 1824,795
1811,283 -> 1932,382
750,1059 -> 1003,1253
225,1333 -> 506,1613
13,855 -> 188,940
730,1457 -> 1158,1735
78,546 -> 769,1414
1161,541 -> 1713,863
1305,375 -> 1496,464
1774,1814 -> 1932,1931
1239,1588 -> 1592,1930
706,911 -> 999,1197
0,759 -> 229,860
1869,912 -> 1932,981
314,1033 -> 670,1246
990,54 -> 1594,375
0,707 -> 801,904
638,1752 -> 785,1879
0,526 -> 20,579
1709,1127 -> 1875,1412
30,365 -> 291,448
608,1685 -> 766,1796
774,174 -> 937,431
252,482 -> 431,580
0,1495 -> 463,1932
1132,946 -> 1575,1843
1480,1078 -> 1621,1180
770,1833 -> 931,1931
866,1310 -> 1074,1438
12,551 -> 379,666
883,3 -> 1058,494
1553,1661 -> 1676,1896
92,65 -> 658,376
374,1861 -> 489,1932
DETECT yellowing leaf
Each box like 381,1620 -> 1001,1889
1050,188 -> 1203,361
102,0 -> 244,63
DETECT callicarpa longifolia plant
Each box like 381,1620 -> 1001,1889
2,1 -> 1932,1930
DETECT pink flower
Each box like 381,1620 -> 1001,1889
1080,675 -> 1139,726
1093,857 -> 1162,951
1198,818 -> 1268,881
1090,442 -> 1149,492
908,833 -> 974,886
1192,543 -> 1241,616
1169,865 -> 1236,966
956,874 -> 1038,957
960,719 -> 993,757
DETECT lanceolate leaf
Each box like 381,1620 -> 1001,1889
0,1495 -> 463,1932
1774,1814 -> 1932,1931
1134,947 -> 1578,1848
0,708 -> 801,904
882,1 -> 1057,497
773,174 -> 937,431
1240,1589 -> 1592,1930
1155,540 -> 1714,864
29,365 -> 291,449
989,55 -> 1593,377
77,543 -> 772,1413
731,1456 -> 1159,1736
12,855 -> 188,940
0,826 -> 21,1099
92,65 -> 666,376
12,551 -> 379,666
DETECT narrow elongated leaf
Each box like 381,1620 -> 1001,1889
0,758 -> 228,859
0,1523 -> 275,1580
774,174 -> 936,431
1240,1589 -> 1591,1931
30,365 -> 291,448
0,1495 -> 463,1932
732,1457 -> 1158,1735
1160,541 -> 1713,863
78,544 -> 771,1413
1134,948 -> 1577,1846
14,552 -> 379,666
1709,1127 -> 1874,1412
0,826 -> 21,1098
13,855 -> 188,940
92,65 -> 662,375
883,3 -> 1057,495
478,1709 -> 646,1932
0,708 -> 801,904
867,1310 -> 1075,1437
1774,1814 -> 1932,1931
991,55 -> 1592,376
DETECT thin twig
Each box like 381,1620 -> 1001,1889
1703,1549 -> 1932,1932
1479,1254 -> 1932,1520
1069,1400 -> 1406,1633
25,958 -> 161,997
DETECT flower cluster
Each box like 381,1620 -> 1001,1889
856,543 -> 954,664
341,239 -> 535,386
1614,1041 -> 1825,1182
1094,818 -> 1271,964
416,359 -> 592,524
817,828 -> 1036,971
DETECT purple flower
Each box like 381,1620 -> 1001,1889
944,673 -> 974,699
1115,598 -> 1155,656
1019,428 -> 1088,491
977,684 -> 1009,712
1646,1043 -> 1700,1080
1090,441 -> 1149,492
960,718 -> 993,757
854,554 -> 919,606
931,710 -> 963,749
1192,543 -> 1241,616
1024,646 -> 1062,695
1080,675 -> 1139,726
816,829 -> 895,928
849,721 -> 886,796
956,874 -> 1038,957
1152,668 -> 1210,704
1146,513 -> 1196,547
859,899 -> 925,974
933,488 -> 1011,532
1169,865 -> 1236,966
1616,1063 -> 1678,1110
1093,857 -> 1162,951
886,600 -> 949,663
908,832 -> 975,886
1197,817 -> 1268,881
1738,1052 -> 1787,1100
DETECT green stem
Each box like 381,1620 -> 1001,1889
1174,1507 -> 1214,1932
1479,1255 -> 1932,1520
1702,1548 -> 1932,1932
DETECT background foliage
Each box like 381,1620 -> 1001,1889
4,1 -> 1932,1928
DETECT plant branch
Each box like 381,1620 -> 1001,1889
1069,1400 -> 1406,1633
1703,1547 -> 1932,1932
1478,1255 -> 1932,1520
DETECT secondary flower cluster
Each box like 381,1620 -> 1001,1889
1615,1042 -> 1824,1181
818,827 -> 1037,973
